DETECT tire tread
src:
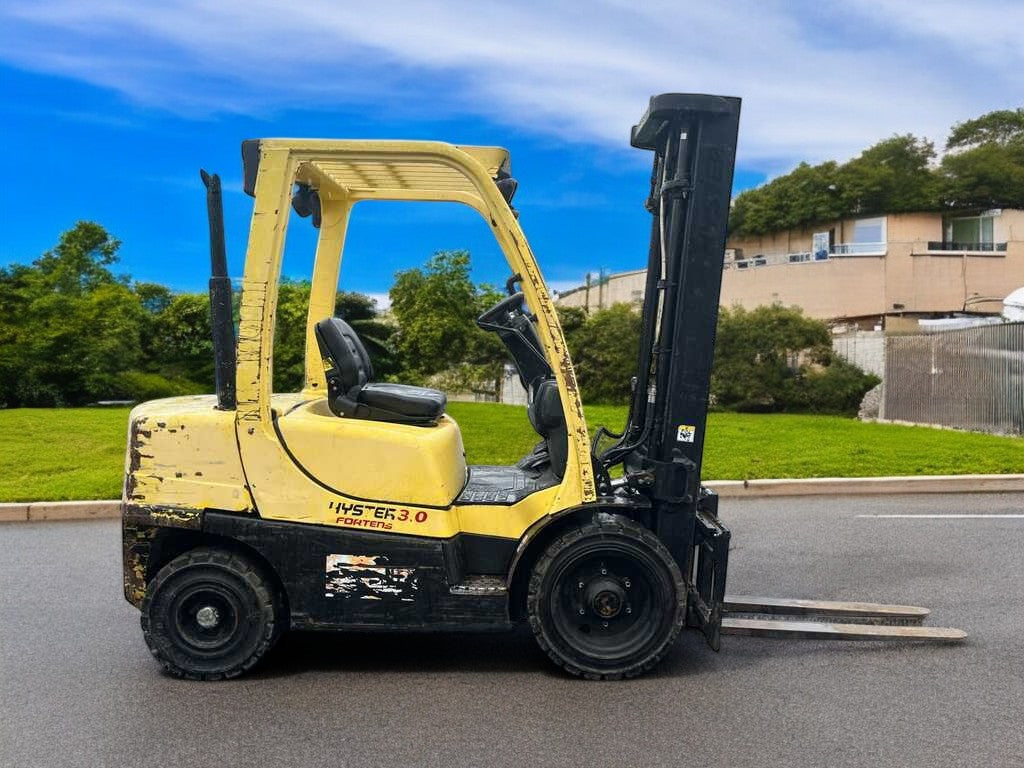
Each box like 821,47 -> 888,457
526,515 -> 686,680
140,547 -> 281,681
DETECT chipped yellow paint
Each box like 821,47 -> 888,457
122,396 -> 250,513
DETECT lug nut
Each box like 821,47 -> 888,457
578,581 -> 585,589
602,621 -> 609,628
601,568 -> 607,575
579,608 -> 586,615
624,579 -> 631,588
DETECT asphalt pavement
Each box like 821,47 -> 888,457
1,493 -> 1022,768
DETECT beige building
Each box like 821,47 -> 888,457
555,209 -> 1024,328
555,268 -> 647,313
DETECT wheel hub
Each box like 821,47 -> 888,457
585,577 -> 626,620
195,605 -> 221,629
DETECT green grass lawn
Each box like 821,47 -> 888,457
1,403 -> 1021,502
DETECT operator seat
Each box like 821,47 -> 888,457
524,378 -> 569,479
314,317 -> 446,425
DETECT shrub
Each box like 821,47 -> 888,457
103,371 -> 207,402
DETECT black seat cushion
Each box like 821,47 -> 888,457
358,383 -> 446,421
315,317 -> 447,425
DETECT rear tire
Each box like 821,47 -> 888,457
527,514 -> 685,680
141,547 -> 283,680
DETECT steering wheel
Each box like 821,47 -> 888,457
476,279 -> 550,387
477,291 -> 526,327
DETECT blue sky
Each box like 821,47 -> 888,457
1,1 -> 1021,305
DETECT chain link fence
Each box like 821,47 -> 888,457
881,322 -> 1024,435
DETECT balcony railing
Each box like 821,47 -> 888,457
832,242 -> 886,255
926,241 -> 1008,252
723,241 -> 891,270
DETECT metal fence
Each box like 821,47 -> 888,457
882,322 -> 1024,435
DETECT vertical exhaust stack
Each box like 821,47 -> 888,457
200,170 -> 237,410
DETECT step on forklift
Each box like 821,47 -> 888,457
122,93 -> 965,681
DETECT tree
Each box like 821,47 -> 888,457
939,108 -> 1024,209
836,134 -> 937,214
272,280 -> 312,392
389,250 -> 506,389
558,303 -> 640,404
33,221 -> 123,296
730,133 -> 940,236
145,293 -> 214,386
711,304 -> 877,413
0,222 -> 147,406
946,109 -> 1024,150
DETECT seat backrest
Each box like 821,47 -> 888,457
527,378 -> 568,479
314,317 -> 374,393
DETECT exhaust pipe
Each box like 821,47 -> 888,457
200,169 -> 237,410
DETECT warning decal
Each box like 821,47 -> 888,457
676,424 -> 696,443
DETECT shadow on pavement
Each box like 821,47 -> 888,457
250,624 -> 730,680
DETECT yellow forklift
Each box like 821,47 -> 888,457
122,94 -> 964,680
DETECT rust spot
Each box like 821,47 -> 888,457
122,520 -> 158,607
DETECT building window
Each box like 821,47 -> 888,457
834,217 -> 886,255
852,217 -> 885,244
946,212 -> 995,250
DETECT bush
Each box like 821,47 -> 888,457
712,305 -> 878,415
103,371 -> 207,402
795,356 -> 881,414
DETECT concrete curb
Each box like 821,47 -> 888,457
0,500 -> 121,523
1,474 -> 1023,523
704,474 -> 1024,497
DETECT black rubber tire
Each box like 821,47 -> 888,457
527,514 -> 686,680
141,547 -> 283,681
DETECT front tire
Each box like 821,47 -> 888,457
527,515 -> 685,680
141,547 -> 283,680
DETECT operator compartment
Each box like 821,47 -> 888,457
274,397 -> 468,508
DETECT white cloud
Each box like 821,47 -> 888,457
1,0 -> 1021,174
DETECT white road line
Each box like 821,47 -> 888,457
857,514 -> 1024,519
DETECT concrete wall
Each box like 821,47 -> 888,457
555,269 -> 647,311
721,257 -> 887,320
832,330 -> 886,377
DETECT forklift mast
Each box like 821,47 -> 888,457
631,94 -> 740,487
601,94 -> 741,647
